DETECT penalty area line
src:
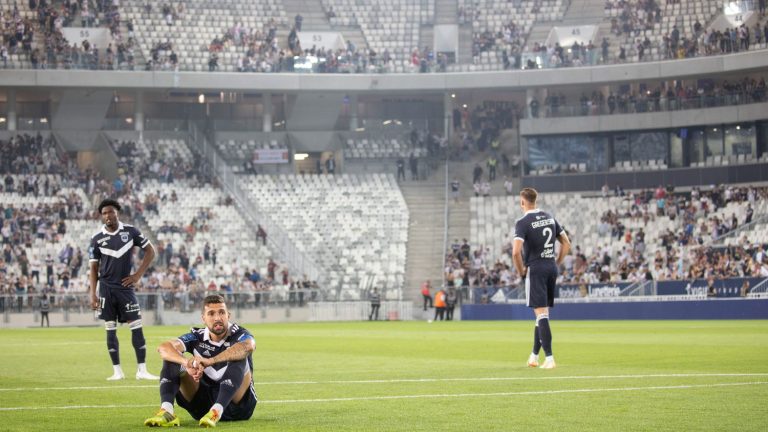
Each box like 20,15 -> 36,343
0,381 -> 766,411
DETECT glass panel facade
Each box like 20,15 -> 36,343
526,135 -> 608,173
613,135 -> 630,162
705,126 -> 723,157
688,128 -> 706,164
724,124 -> 755,157
525,121 -> 761,175
630,132 -> 667,162
670,131 -> 684,167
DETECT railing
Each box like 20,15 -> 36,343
441,159 -> 449,289
3,40 -> 765,75
527,90 -> 768,119
620,280 -> 657,297
748,278 -> 768,294
16,117 -> 51,130
186,122 -> 323,287
709,214 -> 768,247
0,290 -> 339,326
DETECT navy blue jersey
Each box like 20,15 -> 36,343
88,222 -> 150,287
178,323 -> 255,384
514,209 -> 564,267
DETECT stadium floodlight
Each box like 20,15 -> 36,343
294,153 -> 309,161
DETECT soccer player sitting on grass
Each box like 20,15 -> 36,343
144,294 -> 258,428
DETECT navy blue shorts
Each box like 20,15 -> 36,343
97,283 -> 141,323
177,377 -> 258,421
525,263 -> 558,308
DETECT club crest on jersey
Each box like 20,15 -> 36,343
120,232 -> 129,243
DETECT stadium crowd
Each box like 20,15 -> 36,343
0,133 -> 310,314
446,184 -> 768,299
0,0 -> 139,70
605,0 -> 768,60
529,74 -> 768,118
105,137 -> 314,310
3,0 -> 766,73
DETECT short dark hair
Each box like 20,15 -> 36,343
520,187 -> 538,205
98,198 -> 121,214
203,294 -> 226,310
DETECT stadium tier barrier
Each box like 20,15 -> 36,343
461,298 -> 768,320
469,277 -> 766,302
0,291 -> 413,327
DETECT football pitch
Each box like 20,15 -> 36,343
0,320 -> 766,431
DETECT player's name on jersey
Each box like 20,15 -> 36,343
531,218 -> 555,229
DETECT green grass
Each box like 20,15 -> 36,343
1,320 -> 767,431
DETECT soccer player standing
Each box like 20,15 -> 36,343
89,198 -> 159,380
144,294 -> 258,428
512,188 -> 570,369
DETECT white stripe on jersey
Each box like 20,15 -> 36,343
98,240 -> 134,259
193,348 -> 230,381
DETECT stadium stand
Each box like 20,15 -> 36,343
602,0 -> 722,62
322,0 -> 433,73
216,138 -> 287,163
1,0 -> 768,327
103,131 -> 297,292
341,131 -> 429,159
238,173 -> 408,300
0,133 -> 95,311
122,0 -> 288,72
455,0 -> 568,71
1,0 -> 765,72
134,178 -> 275,289
468,184 -> 768,285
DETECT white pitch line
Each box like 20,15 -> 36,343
0,381 -> 765,411
0,403 -> 156,412
1,373 -> 767,392
323,373 -> 768,384
3,341 -> 103,347
264,381 -> 768,404
0,384 -> 158,392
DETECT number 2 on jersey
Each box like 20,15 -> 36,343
543,227 -> 553,249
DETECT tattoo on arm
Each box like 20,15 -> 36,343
213,340 -> 253,364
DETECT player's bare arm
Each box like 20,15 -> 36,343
157,339 -> 190,365
122,243 -> 156,287
512,238 -> 527,277
89,260 -> 99,310
556,232 -> 571,266
197,338 -> 255,368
